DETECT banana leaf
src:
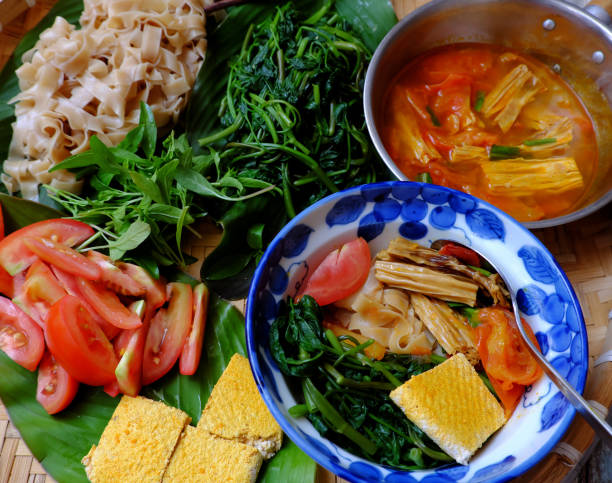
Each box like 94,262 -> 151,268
0,196 -> 317,482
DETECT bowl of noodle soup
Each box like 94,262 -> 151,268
246,181 -> 588,482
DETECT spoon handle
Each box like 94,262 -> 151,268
510,303 -> 612,446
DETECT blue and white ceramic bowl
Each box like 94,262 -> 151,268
245,181 -> 588,483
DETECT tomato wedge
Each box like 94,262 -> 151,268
0,266 -> 12,298
51,267 -> 120,340
179,283 -> 209,376
77,278 -> 142,330
474,306 -> 543,418
87,251 -> 146,296
302,237 -> 371,306
118,262 -> 166,309
143,283 -> 193,385
0,219 -> 94,275
439,242 -> 481,267
23,237 -> 101,280
45,295 -> 117,386
13,260 -> 67,327
36,351 -> 79,414
0,296 -> 44,371
115,301 -> 148,396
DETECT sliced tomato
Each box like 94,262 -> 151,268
179,283 -> 208,376
36,351 -> 79,414
118,262 -> 166,309
439,242 -> 481,267
87,251 -> 146,296
0,296 -> 44,371
45,295 -> 117,385
302,238 -> 371,306
0,204 -> 4,241
51,267 -> 120,340
103,381 -> 120,398
23,237 -> 101,281
13,260 -> 67,327
475,306 -> 543,418
0,219 -> 94,276
0,266 -> 12,298
77,278 -> 142,330
143,283 -> 193,385
115,301 -> 148,396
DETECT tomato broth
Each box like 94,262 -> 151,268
380,43 -> 598,221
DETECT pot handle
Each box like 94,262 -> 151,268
587,0 -> 612,25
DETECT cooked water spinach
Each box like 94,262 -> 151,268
270,296 -> 453,470
199,1 -> 385,217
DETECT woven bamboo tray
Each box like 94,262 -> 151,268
1,1 -> 611,482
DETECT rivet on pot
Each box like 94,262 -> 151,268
552,63 -> 561,73
592,51 -> 605,64
542,19 -> 556,30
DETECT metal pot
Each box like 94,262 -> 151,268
364,0 -> 612,229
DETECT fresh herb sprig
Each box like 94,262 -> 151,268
47,103 -> 273,269
270,295 -> 453,469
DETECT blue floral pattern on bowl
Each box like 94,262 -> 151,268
246,181 -> 588,483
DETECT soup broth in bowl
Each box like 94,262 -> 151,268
380,43 -> 598,222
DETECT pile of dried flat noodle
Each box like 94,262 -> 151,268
3,0 -> 208,200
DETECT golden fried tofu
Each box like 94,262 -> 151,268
197,353 -> 282,459
390,353 -> 505,465
82,396 -> 190,482
163,426 -> 262,483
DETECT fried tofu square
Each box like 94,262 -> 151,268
163,426 -> 263,483
197,353 -> 282,459
82,396 -> 190,482
390,353 -> 505,465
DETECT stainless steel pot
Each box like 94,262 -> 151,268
364,0 -> 612,229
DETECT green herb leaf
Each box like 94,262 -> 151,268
139,101 -> 157,159
108,219 -> 151,260
247,223 -> 265,250
130,171 -> 164,203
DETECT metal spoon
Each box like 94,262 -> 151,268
434,240 -> 612,447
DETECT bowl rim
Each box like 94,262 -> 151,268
363,0 -> 612,229
245,181 -> 588,482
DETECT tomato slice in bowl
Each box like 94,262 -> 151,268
302,237 -> 371,306
36,351 -> 79,414
45,295 -> 118,386
179,283 -> 209,376
143,283 -> 193,385
77,278 -> 142,330
0,219 -> 94,276
23,237 -> 101,281
0,296 -> 44,371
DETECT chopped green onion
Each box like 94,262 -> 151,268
462,307 -> 481,327
288,404 -> 309,417
489,144 -> 521,160
523,137 -> 557,146
426,106 -> 441,127
474,90 -> 486,112
468,264 -> 492,276
416,172 -> 433,184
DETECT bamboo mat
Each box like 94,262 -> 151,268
0,1 -> 611,482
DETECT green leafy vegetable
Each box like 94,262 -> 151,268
270,296 -> 452,470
